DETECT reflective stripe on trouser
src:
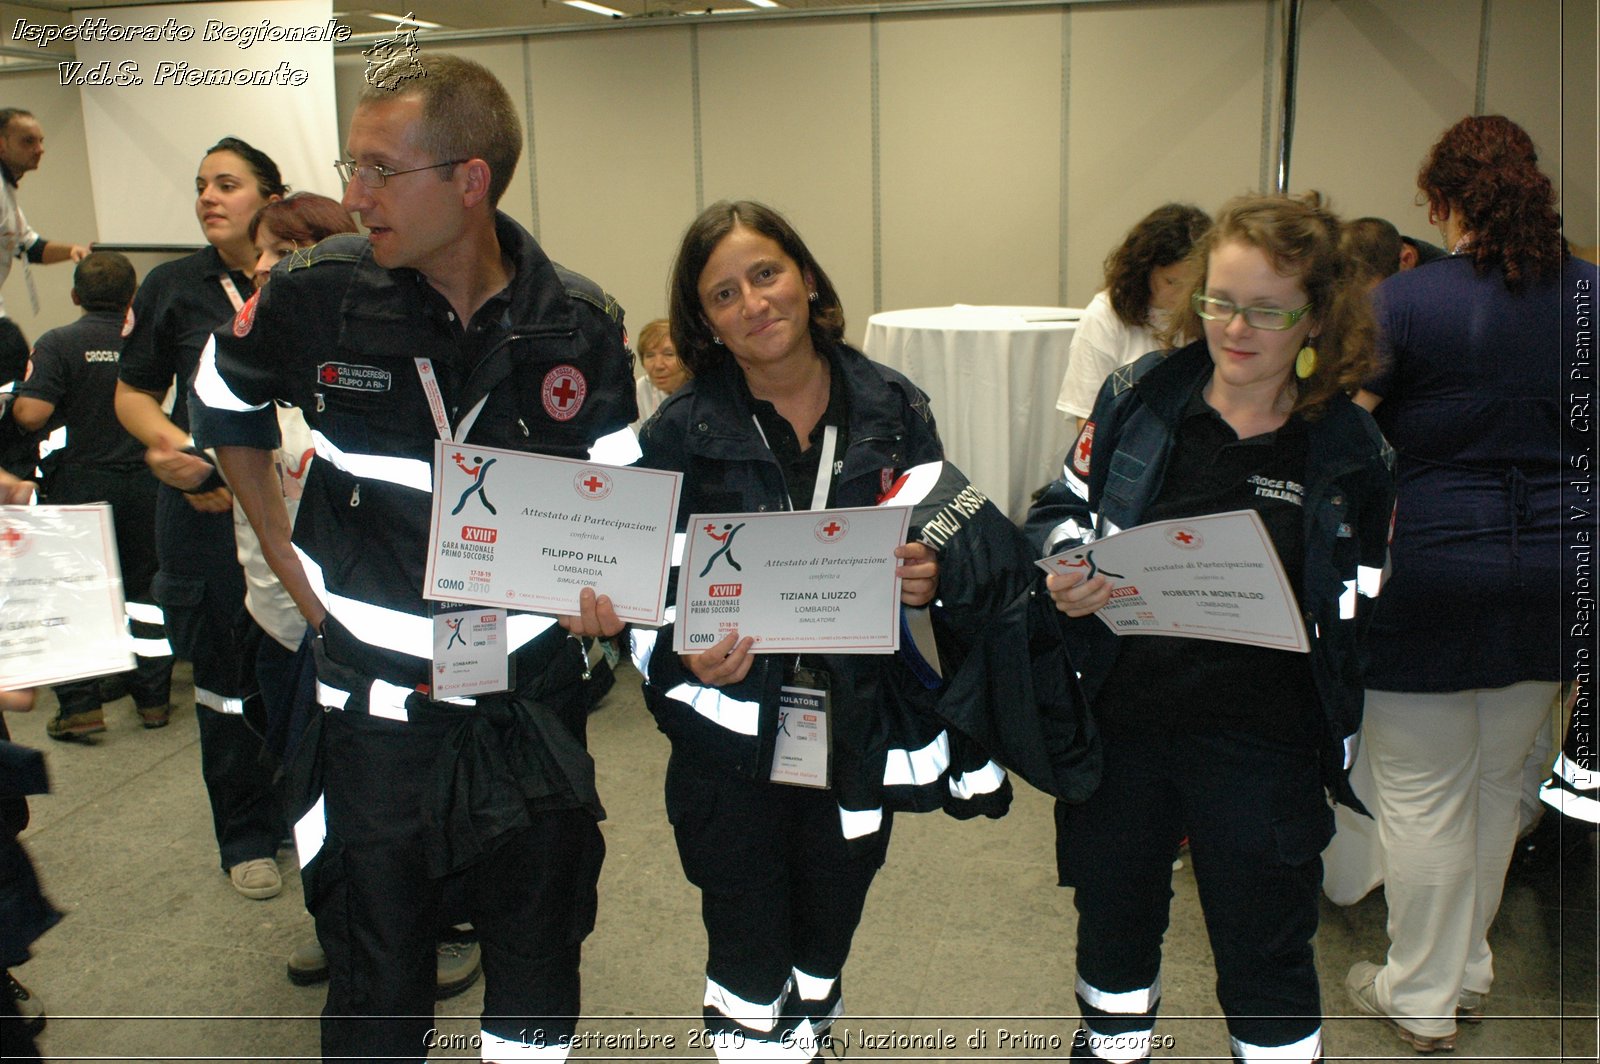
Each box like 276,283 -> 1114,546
1072,974 -> 1160,1063
1063,728 -> 1330,1061
703,977 -> 819,1061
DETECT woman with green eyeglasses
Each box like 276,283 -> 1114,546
1025,193 -> 1395,1064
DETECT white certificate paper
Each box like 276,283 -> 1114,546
674,506 -> 910,654
1037,509 -> 1309,652
424,441 -> 681,624
0,505 -> 134,688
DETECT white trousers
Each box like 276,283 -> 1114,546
1361,681 -> 1557,1037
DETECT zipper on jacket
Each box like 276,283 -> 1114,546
349,483 -> 360,508
453,325 -> 577,440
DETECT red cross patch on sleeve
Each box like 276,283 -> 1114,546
1071,420 -> 1095,477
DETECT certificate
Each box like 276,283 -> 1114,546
423,441 -> 681,624
674,506 -> 910,654
0,504 -> 134,688
1037,509 -> 1310,652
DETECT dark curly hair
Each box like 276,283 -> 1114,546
1419,115 -> 1565,290
1104,203 -> 1212,327
668,200 -> 844,376
1165,192 -> 1378,418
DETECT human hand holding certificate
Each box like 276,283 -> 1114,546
1037,509 -> 1309,652
674,506 -> 911,654
424,441 -> 681,624
1,504 -> 134,688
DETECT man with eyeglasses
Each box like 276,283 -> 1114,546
192,53 -> 636,1064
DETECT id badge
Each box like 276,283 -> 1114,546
430,602 -> 510,698
771,665 -> 831,789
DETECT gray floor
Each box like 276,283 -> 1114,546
7,661 -> 1596,1062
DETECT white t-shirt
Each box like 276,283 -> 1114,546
1054,290 -> 1170,420
0,179 -> 42,319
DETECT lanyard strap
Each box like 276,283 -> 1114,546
750,417 -> 838,511
217,275 -> 246,312
415,357 -> 489,443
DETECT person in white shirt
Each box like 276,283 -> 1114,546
0,109 -> 91,385
1055,203 -> 1210,430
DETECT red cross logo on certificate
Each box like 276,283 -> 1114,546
1166,526 -> 1204,550
573,468 -> 612,501
0,523 -> 26,557
814,516 -> 849,543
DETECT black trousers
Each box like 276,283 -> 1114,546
153,485 -> 282,868
310,708 -> 604,1064
1060,727 -> 1331,1063
0,317 -> 27,389
48,465 -> 173,715
666,752 -> 892,1056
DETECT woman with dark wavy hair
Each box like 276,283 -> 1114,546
1343,114 -> 1594,1053
1055,203 -> 1211,429
641,201 -> 1009,1062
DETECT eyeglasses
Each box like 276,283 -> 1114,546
333,158 -> 468,189
1191,292 -> 1313,331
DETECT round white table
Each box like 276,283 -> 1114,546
862,305 -> 1082,522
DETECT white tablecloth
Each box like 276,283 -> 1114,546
862,305 -> 1081,522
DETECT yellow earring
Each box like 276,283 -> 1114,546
1295,345 -> 1318,379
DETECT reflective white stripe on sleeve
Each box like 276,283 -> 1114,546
663,682 -> 760,736
1357,563 -> 1386,598
194,686 -> 244,714
295,546 -> 431,660
588,426 -> 642,465
704,977 -> 783,1033
630,623 -> 659,674
131,636 -> 173,657
368,679 -> 412,722
507,613 -> 557,652
1230,1028 -> 1322,1061
479,1030 -> 571,1062
1343,732 -> 1358,771
1045,517 -> 1090,555
883,729 -> 951,787
877,461 -> 943,507
1079,1029 -> 1152,1063
310,429 -> 432,492
1540,779 -> 1600,823
1101,518 -> 1123,537
37,424 -> 66,463
1076,973 -> 1161,1014
316,681 -> 350,710
1064,467 -> 1091,501
1552,752 -> 1598,791
294,793 -> 326,868
125,601 -> 165,625
838,805 -> 884,839
193,335 -> 271,412
1339,579 -> 1357,620
949,759 -> 1007,800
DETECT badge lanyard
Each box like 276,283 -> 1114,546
415,357 -> 507,696
749,416 -> 841,789
750,418 -> 838,512
415,358 -> 489,444
218,275 -> 246,313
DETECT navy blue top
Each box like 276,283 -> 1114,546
1364,254 -> 1594,690
17,311 -> 144,468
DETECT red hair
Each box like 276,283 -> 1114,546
249,192 -> 357,246
1418,115 -> 1565,289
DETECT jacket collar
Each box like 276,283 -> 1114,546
1138,340 -> 1379,471
679,342 -> 904,454
337,212 -> 575,347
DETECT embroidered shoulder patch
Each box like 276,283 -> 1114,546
232,291 -> 260,337
1071,420 -> 1096,477
542,365 -> 588,422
